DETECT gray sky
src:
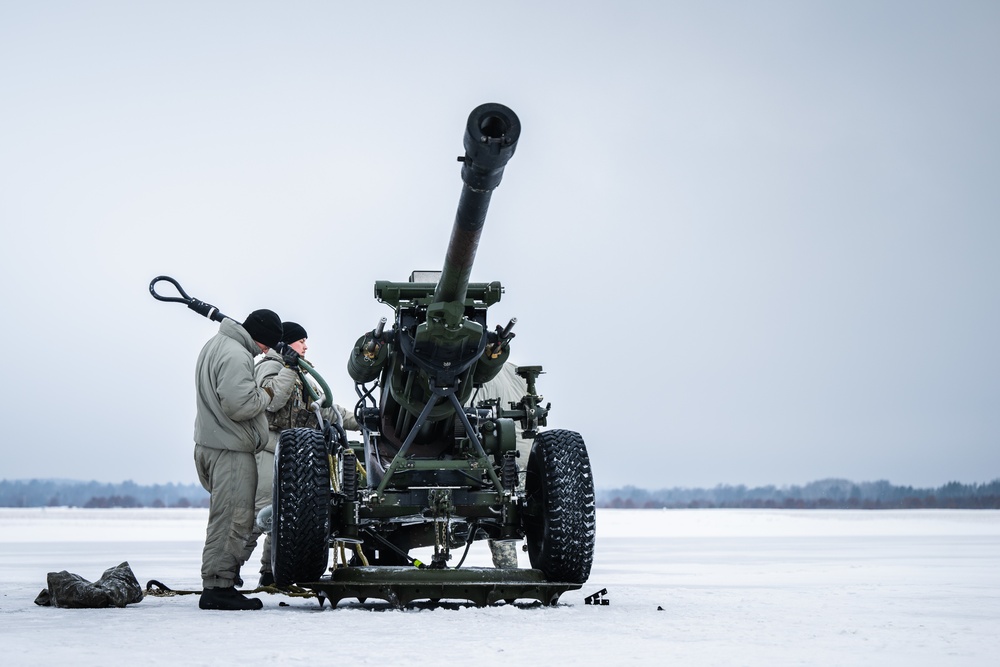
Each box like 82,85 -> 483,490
2,1 -> 997,490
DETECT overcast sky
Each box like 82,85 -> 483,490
1,1 -> 997,490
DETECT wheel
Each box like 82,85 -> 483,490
523,429 -> 596,584
271,428 -> 331,585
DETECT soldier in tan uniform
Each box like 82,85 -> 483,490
194,309 -> 282,610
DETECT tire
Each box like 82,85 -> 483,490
523,429 -> 596,584
271,428 -> 331,585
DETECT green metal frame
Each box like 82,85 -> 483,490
304,566 -> 580,608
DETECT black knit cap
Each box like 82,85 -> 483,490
280,321 -> 308,345
242,309 -> 283,348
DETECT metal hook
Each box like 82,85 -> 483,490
148,275 -> 227,322
148,275 -> 191,304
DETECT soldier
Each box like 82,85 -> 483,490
194,309 -> 282,611
242,321 -> 359,587
477,362 -> 534,569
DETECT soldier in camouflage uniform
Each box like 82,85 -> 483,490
242,321 -> 359,586
476,362 -> 533,569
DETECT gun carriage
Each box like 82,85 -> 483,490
267,104 -> 596,607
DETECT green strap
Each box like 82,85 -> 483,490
296,357 -> 333,409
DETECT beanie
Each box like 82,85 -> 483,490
280,321 -> 308,344
242,309 -> 283,348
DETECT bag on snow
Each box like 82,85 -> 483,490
34,561 -> 144,608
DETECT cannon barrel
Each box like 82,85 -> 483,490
433,103 -> 520,304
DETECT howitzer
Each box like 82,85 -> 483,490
348,102 -> 520,470
268,104 -> 596,607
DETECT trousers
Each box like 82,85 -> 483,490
194,445 -> 258,589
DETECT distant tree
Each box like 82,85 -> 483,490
596,478 -> 1000,509
0,479 -> 209,508
83,495 -> 142,508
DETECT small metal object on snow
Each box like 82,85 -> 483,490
584,588 -> 609,605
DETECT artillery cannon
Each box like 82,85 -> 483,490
268,104 -> 596,607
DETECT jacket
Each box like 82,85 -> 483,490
193,318 -> 272,453
255,349 -> 359,454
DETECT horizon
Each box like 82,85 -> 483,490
4,475 -> 999,492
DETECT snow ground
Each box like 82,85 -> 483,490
1,508 -> 998,666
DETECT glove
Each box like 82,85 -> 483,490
274,341 -> 300,368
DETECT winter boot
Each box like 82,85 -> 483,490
258,571 -> 275,588
199,586 -> 263,610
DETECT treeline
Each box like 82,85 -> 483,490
6,478 -> 1000,510
0,479 -> 209,508
598,478 -> 1000,509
